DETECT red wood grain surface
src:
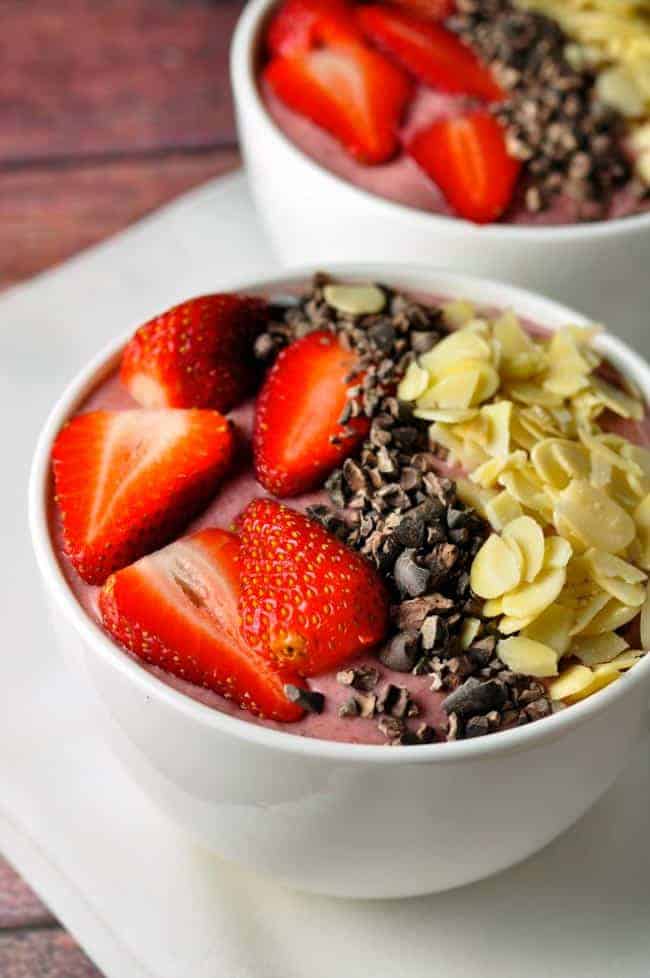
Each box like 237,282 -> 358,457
0,930 -> 103,978
1,0 -> 246,290
1,148 -> 239,287
2,1 -> 246,974
1,0 -> 244,162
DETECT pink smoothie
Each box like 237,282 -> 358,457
262,83 -> 649,226
50,301 -> 650,745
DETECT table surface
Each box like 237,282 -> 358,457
1,1 -> 243,974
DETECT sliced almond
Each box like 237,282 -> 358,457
481,401 -> 512,458
460,617 -> 481,649
571,632 -> 629,667
589,375 -> 644,421
454,478 -> 497,518
502,567 -> 566,620
418,364 -> 482,410
485,491 -> 524,531
322,283 -> 385,316
567,664 -> 620,702
595,577 -> 646,607
553,480 -> 636,554
548,664 -> 595,702
578,599 -> 641,637
607,650 -> 646,671
585,549 -> 647,585
498,614 -> 536,635
506,382 -> 564,408
497,636 -> 558,678
419,408 -> 479,424
568,590 -> 611,636
420,329 -> 490,373
502,516 -> 545,583
482,597 -> 504,618
522,604 -> 574,655
543,536 -> 573,569
531,438 -> 572,489
397,362 -> 429,402
441,300 -> 476,329
470,534 -> 522,599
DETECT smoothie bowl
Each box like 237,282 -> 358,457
231,0 -> 650,334
30,265 -> 650,898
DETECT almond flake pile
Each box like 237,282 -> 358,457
398,300 -> 650,704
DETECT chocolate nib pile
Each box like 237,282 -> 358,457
449,0 -> 633,216
256,276 -> 553,744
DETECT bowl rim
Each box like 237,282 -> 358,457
230,0 -> 650,242
29,262 -> 650,765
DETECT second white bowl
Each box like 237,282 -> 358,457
231,0 -> 650,350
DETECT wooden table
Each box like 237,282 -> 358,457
1,1 -> 244,973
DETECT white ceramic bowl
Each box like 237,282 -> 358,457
231,0 -> 650,348
30,264 -> 650,899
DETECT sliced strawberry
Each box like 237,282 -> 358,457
267,0 -> 358,56
99,529 -> 306,721
356,5 -> 503,102
407,110 -> 521,223
263,24 -> 412,164
253,330 -> 369,496
388,0 -> 455,20
238,500 -> 389,676
120,294 -> 268,412
52,409 -> 234,584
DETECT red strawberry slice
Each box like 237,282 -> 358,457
356,5 -> 503,102
389,0 -> 456,20
120,294 -> 268,412
267,0 -> 358,56
99,529 -> 306,721
52,409 -> 234,585
263,14 -> 412,165
407,110 -> 521,223
253,330 -> 369,497
238,499 -> 389,676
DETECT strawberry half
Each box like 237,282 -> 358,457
120,294 -> 268,412
238,499 -> 389,676
267,0 -> 358,56
264,1 -> 412,164
99,528 -> 306,722
388,0 -> 456,20
407,110 -> 521,223
356,5 -> 503,102
52,409 -> 234,584
253,330 -> 369,497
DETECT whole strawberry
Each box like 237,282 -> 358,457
238,499 -> 389,676
121,293 -> 268,412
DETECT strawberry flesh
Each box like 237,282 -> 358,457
253,329 -> 369,497
264,0 -> 412,164
120,294 -> 268,412
238,499 -> 389,676
407,109 -> 521,223
267,0 -> 358,55
99,528 -> 306,721
388,0 -> 456,20
356,5 -> 503,102
52,409 -> 234,585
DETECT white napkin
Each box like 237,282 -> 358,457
2,172 -> 649,978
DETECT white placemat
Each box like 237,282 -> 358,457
2,170 -> 649,978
